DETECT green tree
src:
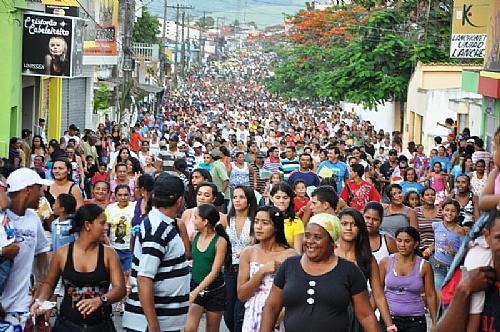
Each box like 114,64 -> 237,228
266,0 -> 458,109
133,9 -> 160,44
93,83 -> 111,113
195,16 -> 214,29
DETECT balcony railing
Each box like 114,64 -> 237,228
132,43 -> 159,63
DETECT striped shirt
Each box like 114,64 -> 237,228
264,158 -> 281,173
472,150 -> 493,174
279,158 -> 300,180
123,208 -> 190,332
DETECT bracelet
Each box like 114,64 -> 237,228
386,324 -> 397,332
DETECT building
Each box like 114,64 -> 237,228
404,63 -> 483,150
459,0 -> 500,151
0,0 -> 109,157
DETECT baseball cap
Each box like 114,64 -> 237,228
169,134 -> 180,142
7,168 -> 53,193
211,149 -> 222,158
69,124 -> 78,131
256,151 -> 266,158
467,138 -> 475,143
153,173 -> 185,201
193,141 -> 203,148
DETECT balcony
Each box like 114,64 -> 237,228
132,43 -> 159,63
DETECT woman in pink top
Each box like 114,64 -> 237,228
179,182 -> 227,259
479,126 -> 500,210
425,162 -> 448,205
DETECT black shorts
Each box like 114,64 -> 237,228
192,281 -> 226,312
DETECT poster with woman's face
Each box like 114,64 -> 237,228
22,12 -> 73,77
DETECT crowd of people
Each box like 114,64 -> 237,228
0,52 -> 499,332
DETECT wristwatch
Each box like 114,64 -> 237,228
99,294 -> 109,306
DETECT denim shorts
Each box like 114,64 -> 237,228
116,249 -> 132,272
429,255 -> 449,290
0,257 -> 13,295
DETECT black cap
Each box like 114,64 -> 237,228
69,124 -> 78,131
256,151 -> 266,158
153,173 -> 185,200
169,134 -> 180,142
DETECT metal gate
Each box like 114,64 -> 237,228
62,78 -> 87,133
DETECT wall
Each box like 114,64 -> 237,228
340,101 -> 395,133
0,2 -> 23,156
417,89 -> 483,149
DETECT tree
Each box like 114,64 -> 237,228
93,83 -> 111,113
133,9 -> 160,44
266,0 -> 458,109
195,16 -> 214,29
247,21 -> 258,30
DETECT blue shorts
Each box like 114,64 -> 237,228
116,249 -> 131,272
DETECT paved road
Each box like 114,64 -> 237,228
112,312 -> 230,332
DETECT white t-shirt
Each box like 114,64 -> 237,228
105,202 -> 137,250
63,135 -> 80,145
1,209 -> 49,312
464,236 -> 492,314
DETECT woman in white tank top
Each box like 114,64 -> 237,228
364,201 -> 397,263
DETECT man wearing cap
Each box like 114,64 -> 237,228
123,173 -> 190,332
156,134 -> 186,175
0,168 -> 52,329
192,141 -> 204,168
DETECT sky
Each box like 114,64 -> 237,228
143,0 -> 306,28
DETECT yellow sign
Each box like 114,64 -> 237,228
42,0 -> 79,6
450,0 -> 491,58
452,0 -> 490,34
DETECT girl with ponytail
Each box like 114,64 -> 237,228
184,203 -> 231,332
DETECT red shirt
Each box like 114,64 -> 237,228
130,131 -> 143,152
92,172 -> 110,185
340,180 -> 381,212
294,197 -> 309,218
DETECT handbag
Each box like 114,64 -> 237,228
23,316 -> 52,332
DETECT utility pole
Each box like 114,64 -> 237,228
171,4 -> 193,87
186,13 -> 190,70
160,0 -> 168,87
174,4 -> 180,87
122,0 -> 134,122
198,11 -> 211,64
180,10 -> 185,78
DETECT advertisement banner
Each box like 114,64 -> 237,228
22,12 -> 83,77
83,0 -> 119,65
450,0 -> 490,58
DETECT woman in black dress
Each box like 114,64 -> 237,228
260,213 -> 379,332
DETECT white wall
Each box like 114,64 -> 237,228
340,101 -> 395,133
421,89 -> 481,149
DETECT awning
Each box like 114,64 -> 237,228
137,84 -> 164,94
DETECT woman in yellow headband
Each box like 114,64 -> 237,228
261,213 -> 380,332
